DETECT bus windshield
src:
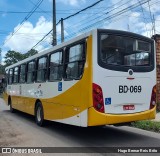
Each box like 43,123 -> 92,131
99,34 -> 153,71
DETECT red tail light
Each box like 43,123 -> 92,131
150,85 -> 156,109
93,83 -> 104,113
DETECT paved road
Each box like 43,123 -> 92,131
0,98 -> 160,156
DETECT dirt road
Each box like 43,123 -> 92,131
1,98 -> 160,156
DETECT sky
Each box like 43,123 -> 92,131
0,0 -> 160,63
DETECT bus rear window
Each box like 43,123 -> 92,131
98,34 -> 153,72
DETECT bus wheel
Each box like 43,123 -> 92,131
35,102 -> 45,127
9,98 -> 15,113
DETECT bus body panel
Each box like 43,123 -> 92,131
6,72 -> 90,126
88,106 -> 156,126
5,66 -> 89,126
4,35 -> 93,127
92,30 -> 156,116
93,67 -> 156,114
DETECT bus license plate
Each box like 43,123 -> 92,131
123,105 -> 135,110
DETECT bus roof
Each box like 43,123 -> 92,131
5,28 -> 153,70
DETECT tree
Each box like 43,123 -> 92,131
4,49 -> 38,67
4,50 -> 24,67
24,49 -> 38,58
0,64 -> 4,74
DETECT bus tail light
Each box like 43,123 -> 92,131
150,85 -> 156,109
92,83 -> 104,113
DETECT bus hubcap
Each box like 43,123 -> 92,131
37,107 -> 41,122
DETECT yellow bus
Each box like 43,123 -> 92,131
3,29 -> 156,127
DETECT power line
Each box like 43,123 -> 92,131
147,0 -> 154,36
41,0 -> 145,44
43,0 -> 144,43
33,0 -> 148,49
63,0 -> 128,35
3,0 -> 159,51
63,0 -> 104,20
31,0 -> 104,49
0,10 -> 51,14
32,18 -> 62,49
33,0 -> 127,48
32,30 -> 52,49
0,10 -> 126,14
3,0 -> 44,46
61,1 -> 159,38
33,0 -> 160,48
60,0 -> 150,41
28,0 -> 51,17
138,0 -> 149,36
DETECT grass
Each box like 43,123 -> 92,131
131,120 -> 160,133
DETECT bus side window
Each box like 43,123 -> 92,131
8,69 -> 13,85
49,51 -> 63,81
13,67 -> 19,83
27,61 -> 35,83
64,42 -> 85,80
37,57 -> 47,82
19,64 -> 26,83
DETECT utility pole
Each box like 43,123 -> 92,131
153,15 -> 156,35
52,0 -> 57,46
61,18 -> 64,43
127,24 -> 130,32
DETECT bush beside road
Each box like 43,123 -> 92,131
131,120 -> 160,133
131,112 -> 160,133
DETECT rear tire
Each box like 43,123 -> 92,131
35,102 -> 45,127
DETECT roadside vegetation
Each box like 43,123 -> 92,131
157,102 -> 160,112
131,120 -> 160,133
131,104 -> 160,133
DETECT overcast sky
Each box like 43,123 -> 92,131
0,0 -> 160,62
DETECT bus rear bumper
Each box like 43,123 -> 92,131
88,107 -> 156,126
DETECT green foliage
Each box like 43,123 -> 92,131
4,50 -> 24,66
24,49 -> 38,58
0,65 -> 5,74
131,120 -> 160,133
4,49 -> 38,67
